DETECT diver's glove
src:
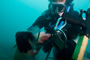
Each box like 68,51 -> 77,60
15,31 -> 35,53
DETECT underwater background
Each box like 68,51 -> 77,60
0,0 -> 90,60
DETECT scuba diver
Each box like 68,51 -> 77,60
14,0 -> 90,60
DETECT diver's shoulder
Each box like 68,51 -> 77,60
36,9 -> 51,21
37,9 -> 51,20
41,9 -> 51,16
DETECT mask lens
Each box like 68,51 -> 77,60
58,5 -> 65,12
50,4 -> 66,12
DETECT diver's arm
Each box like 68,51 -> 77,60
26,15 -> 51,54
27,11 -> 51,42
62,11 -> 90,38
62,12 -> 86,29
27,25 -> 40,40
15,9 -> 51,53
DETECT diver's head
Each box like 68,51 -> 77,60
48,0 -> 73,17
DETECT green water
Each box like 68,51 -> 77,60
0,0 -> 90,60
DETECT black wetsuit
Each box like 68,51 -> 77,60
28,9 -> 81,60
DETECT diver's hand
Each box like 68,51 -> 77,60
38,32 -> 51,44
15,31 -> 35,53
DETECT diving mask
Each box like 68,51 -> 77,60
49,3 -> 66,13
